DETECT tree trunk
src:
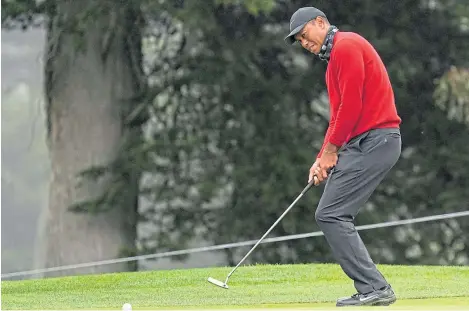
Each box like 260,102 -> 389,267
35,0 -> 143,278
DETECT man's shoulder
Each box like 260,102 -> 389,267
330,32 -> 376,62
334,31 -> 369,49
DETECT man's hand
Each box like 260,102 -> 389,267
317,150 -> 338,178
309,159 -> 326,186
310,143 -> 339,185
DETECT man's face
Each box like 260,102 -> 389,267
294,18 -> 328,54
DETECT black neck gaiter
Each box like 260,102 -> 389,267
318,25 -> 339,62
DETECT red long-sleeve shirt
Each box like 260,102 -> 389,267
317,31 -> 401,158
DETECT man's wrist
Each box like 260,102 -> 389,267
324,142 -> 339,154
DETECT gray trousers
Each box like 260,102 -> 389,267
315,128 -> 401,294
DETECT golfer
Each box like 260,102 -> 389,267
285,7 -> 402,307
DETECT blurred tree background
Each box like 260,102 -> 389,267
2,0 -> 468,278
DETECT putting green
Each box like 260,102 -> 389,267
2,263 -> 468,310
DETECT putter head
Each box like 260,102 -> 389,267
207,277 -> 229,289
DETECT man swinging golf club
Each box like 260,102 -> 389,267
285,7 -> 402,307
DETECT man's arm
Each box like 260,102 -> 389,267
317,117 -> 335,159
327,39 -> 366,147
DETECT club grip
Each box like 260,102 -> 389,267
301,176 -> 318,195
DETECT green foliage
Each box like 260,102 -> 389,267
434,67 -> 469,126
215,0 -> 276,15
138,0 -> 469,267
1,0 -> 51,29
135,0 -> 330,264
3,0 -> 469,270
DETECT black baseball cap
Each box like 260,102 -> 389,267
284,7 -> 327,44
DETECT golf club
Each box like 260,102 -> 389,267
207,176 -> 319,289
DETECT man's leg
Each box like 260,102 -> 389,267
315,128 -> 401,305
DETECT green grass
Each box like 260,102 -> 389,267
2,263 -> 469,310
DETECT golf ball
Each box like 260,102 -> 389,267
122,303 -> 132,311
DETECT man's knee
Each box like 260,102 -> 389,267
315,200 -> 355,225
314,208 -> 325,224
315,206 -> 337,224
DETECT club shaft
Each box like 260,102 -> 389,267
225,188 -> 309,283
